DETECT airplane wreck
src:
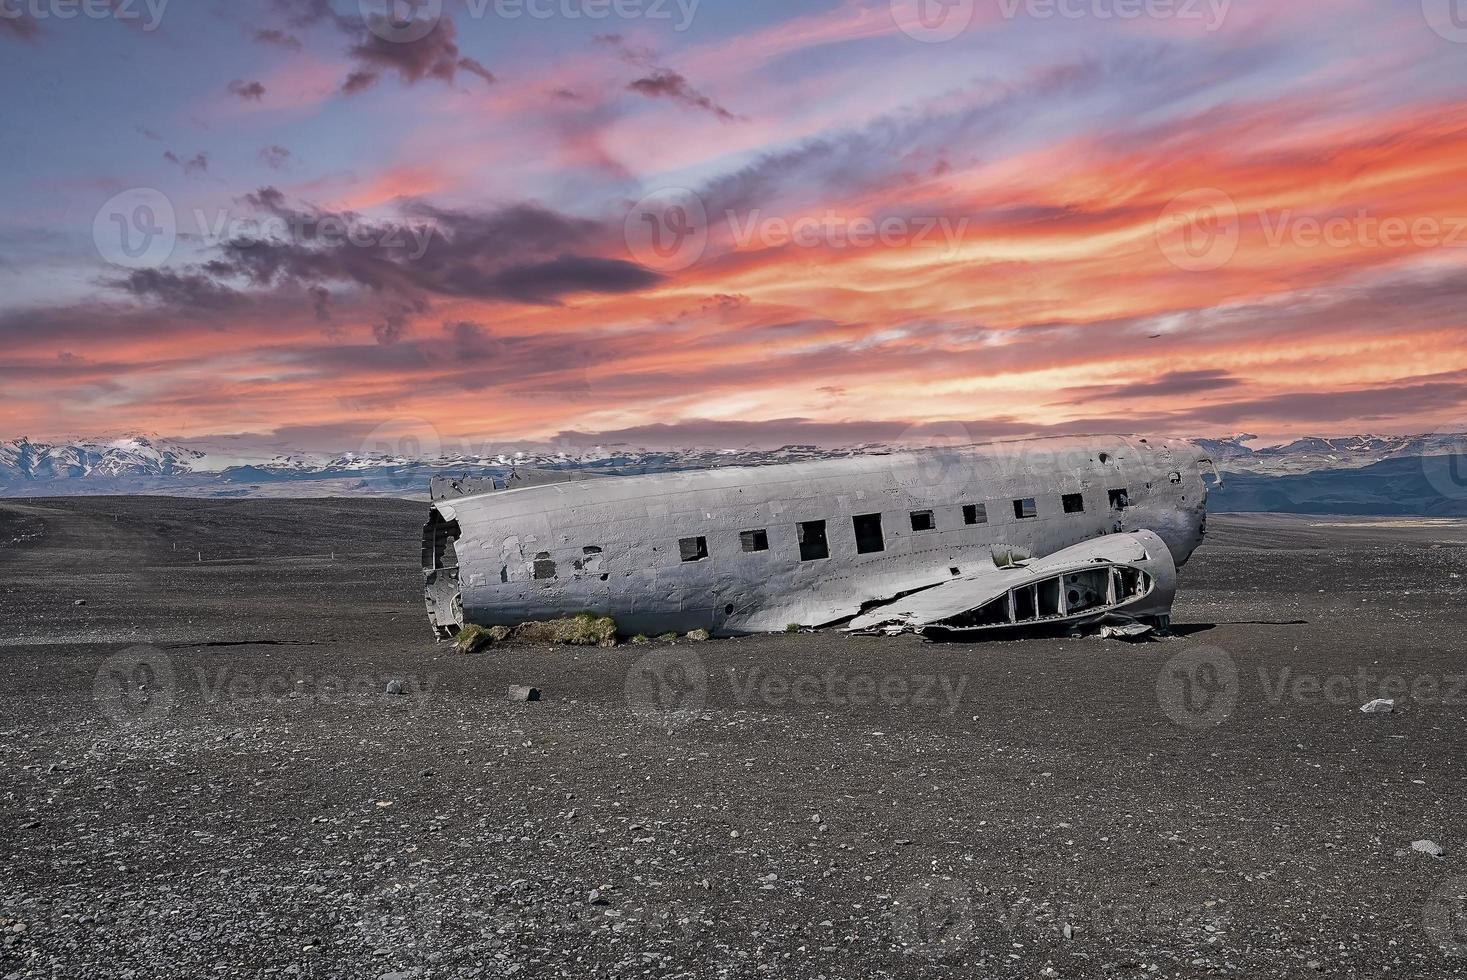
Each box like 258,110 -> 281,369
423,436 -> 1220,641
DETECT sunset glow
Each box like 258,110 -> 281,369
5,0 -> 1467,451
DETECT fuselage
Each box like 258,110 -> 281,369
423,435 -> 1216,637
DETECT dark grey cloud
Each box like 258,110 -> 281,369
627,71 -> 738,121
260,144 -> 291,169
341,14 -> 494,94
163,150 -> 209,175
1059,369 -> 1243,403
253,27 -> 302,49
595,34 -> 739,122
99,189 -> 663,344
108,269 -> 243,310
257,1 -> 494,94
228,79 -> 267,101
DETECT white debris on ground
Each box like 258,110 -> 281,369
1360,699 -> 1396,714
1100,623 -> 1155,641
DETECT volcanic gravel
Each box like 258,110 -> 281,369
2,497 -> 1467,978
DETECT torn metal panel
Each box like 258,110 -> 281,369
843,530 -> 1176,638
421,434 -> 1217,639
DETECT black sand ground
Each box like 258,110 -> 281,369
2,497 -> 1466,979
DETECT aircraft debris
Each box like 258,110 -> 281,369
1360,699 -> 1396,714
422,436 -> 1219,641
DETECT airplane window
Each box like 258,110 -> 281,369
1062,493 -> 1085,514
963,503 -> 988,525
679,536 -> 709,562
909,510 -> 936,531
853,513 -> 885,553
1013,498 -> 1038,520
740,529 -> 769,552
798,520 -> 829,561
1108,488 -> 1130,510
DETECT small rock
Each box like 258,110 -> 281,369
588,889 -> 608,905
686,628 -> 711,642
729,830 -> 741,839
1360,699 -> 1395,714
1412,839 -> 1446,859
508,685 -> 541,702
385,679 -> 405,696
72,599 -> 87,607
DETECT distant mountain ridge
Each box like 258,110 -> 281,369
3,433 -> 1466,516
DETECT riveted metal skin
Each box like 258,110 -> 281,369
422,435 -> 1215,639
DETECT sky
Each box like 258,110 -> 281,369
5,0 -> 1467,453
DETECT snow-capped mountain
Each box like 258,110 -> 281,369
0,437 -> 207,482
2,433 -> 1465,510
1195,433 -> 1467,475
